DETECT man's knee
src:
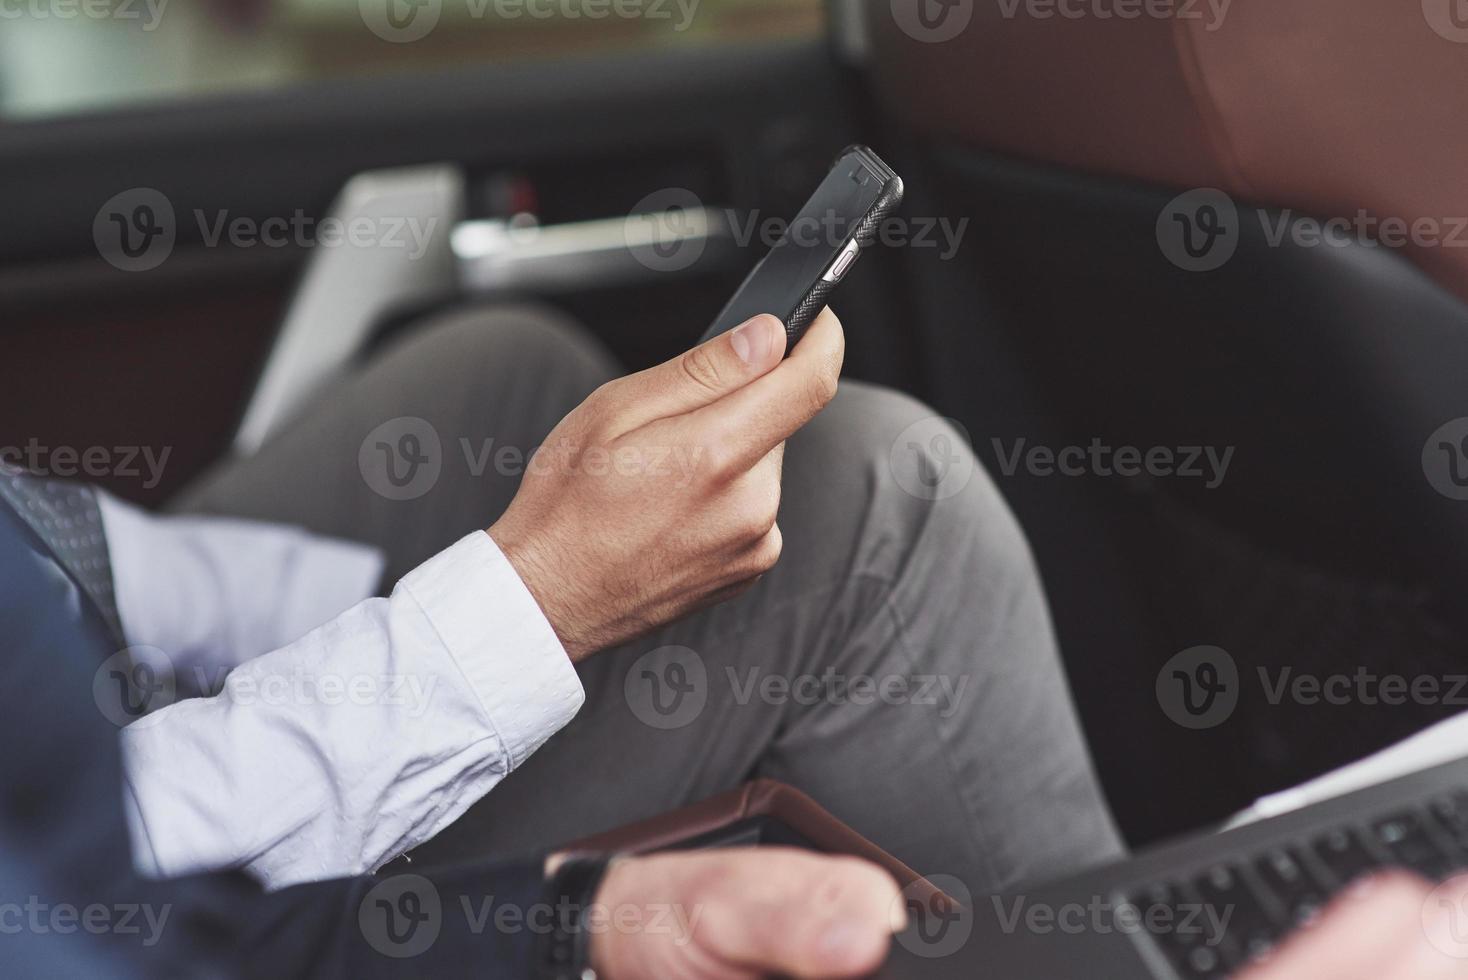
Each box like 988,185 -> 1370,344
785,380 -> 1035,584
369,301 -> 619,399
792,381 -> 948,472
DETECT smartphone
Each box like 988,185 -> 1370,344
698,145 -> 904,351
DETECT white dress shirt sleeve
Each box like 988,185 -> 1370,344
99,494 -> 388,694
99,497 -> 584,890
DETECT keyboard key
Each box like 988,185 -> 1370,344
1253,848 -> 1329,926
1431,794 -> 1468,850
1133,881 -> 1240,977
1310,828 -> 1379,886
1131,884 -> 1216,978
1189,865 -> 1240,912
1372,811 -> 1457,880
1139,806 -> 1468,978
1131,883 -> 1201,952
1189,864 -> 1278,964
1176,943 -> 1227,979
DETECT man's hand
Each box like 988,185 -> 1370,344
1239,871 -> 1468,979
586,848 -> 902,980
489,309 -> 844,660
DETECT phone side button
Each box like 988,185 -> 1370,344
822,240 -> 861,283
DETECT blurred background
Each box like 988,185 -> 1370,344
10,0 -> 1468,859
0,0 -> 822,119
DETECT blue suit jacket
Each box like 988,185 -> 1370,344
0,502 -> 545,978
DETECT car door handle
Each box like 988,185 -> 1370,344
452,208 -> 737,294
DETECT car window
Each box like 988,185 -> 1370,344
0,0 -> 823,120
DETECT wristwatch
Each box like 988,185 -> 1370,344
532,854 -> 617,980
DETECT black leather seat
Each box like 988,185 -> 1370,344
861,0 -> 1468,844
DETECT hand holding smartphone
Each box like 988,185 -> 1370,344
698,145 -> 904,352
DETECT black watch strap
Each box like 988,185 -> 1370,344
532,855 -> 616,980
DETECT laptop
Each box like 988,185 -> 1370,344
876,754 -> 1468,978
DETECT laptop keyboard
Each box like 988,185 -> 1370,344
1126,790 -> 1468,978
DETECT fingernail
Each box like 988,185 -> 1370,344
730,316 -> 774,365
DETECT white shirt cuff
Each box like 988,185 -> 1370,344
400,531 -> 584,770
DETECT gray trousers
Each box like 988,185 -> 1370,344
174,303 -> 1123,893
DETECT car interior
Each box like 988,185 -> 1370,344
5,0 -> 1468,894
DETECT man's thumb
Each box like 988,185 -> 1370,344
618,314 -> 787,426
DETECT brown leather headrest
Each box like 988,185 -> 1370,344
870,0 -> 1468,304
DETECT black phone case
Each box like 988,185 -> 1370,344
699,145 -> 905,352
